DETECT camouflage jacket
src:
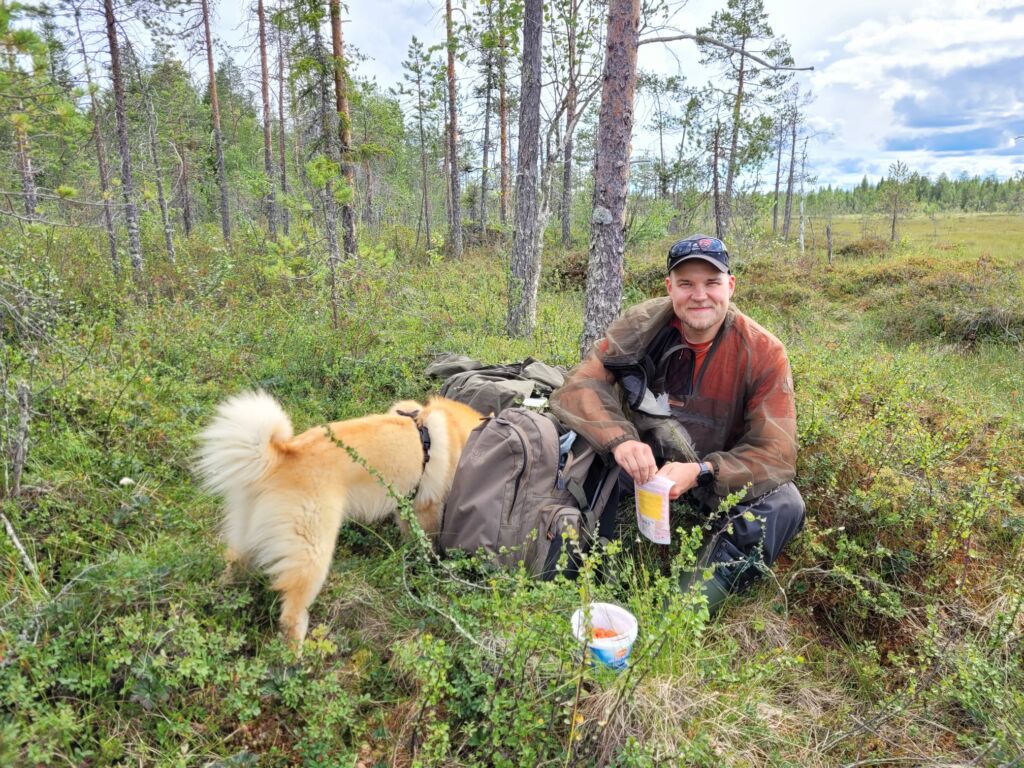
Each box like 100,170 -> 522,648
550,297 -> 797,499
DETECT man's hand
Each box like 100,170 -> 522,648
612,439 -> 657,486
656,462 -> 701,500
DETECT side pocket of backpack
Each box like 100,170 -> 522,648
533,505 -> 585,579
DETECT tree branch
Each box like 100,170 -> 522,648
638,32 -> 813,72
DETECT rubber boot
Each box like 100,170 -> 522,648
677,537 -> 761,615
677,567 -> 733,615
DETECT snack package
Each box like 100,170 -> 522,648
635,475 -> 674,544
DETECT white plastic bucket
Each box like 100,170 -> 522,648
571,602 -> 638,671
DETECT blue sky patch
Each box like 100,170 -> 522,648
885,127 -> 1006,153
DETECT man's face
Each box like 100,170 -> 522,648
665,260 -> 735,341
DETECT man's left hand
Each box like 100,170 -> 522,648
655,462 -> 701,500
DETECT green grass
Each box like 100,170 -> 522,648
1,214 -> 1022,765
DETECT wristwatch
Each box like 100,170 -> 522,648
696,461 -> 715,488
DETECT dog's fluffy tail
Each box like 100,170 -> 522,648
196,391 -> 293,497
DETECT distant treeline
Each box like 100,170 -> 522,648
804,172 -> 1024,216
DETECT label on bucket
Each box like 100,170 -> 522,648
636,475 -> 673,544
587,642 -> 632,670
571,602 -> 639,672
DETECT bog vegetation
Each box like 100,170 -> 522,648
2,212 -> 1022,765
1,0 -> 1023,765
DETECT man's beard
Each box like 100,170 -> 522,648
682,305 -> 724,331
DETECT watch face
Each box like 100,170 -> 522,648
697,468 -> 714,488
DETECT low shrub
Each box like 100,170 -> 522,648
836,236 -> 890,257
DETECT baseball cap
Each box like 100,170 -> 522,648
666,235 -> 730,274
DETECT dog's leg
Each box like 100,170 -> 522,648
219,547 -> 247,585
269,500 -> 343,649
407,497 -> 442,550
416,500 -> 441,538
273,552 -> 333,649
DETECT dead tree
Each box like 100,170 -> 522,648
125,40 -> 176,263
74,7 -> 119,280
103,0 -> 143,279
782,109 -> 796,239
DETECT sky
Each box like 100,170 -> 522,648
216,0 -> 1024,189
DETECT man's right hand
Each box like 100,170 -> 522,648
612,439 -> 657,486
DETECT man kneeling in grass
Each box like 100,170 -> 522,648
550,235 -> 804,612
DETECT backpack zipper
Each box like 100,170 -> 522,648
500,418 -> 532,525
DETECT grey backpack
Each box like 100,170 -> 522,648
438,407 -> 619,579
426,354 -> 566,417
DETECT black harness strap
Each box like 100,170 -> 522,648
396,410 -> 431,470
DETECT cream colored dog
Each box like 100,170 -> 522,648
195,392 -> 483,646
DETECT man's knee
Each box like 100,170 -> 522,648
767,481 -> 805,532
750,482 -> 804,564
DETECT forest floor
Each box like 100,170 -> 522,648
1,213 -> 1022,766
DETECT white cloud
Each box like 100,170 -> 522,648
207,0 -> 1022,188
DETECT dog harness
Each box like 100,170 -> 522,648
396,410 -> 431,469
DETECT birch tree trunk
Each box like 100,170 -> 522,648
13,112 -> 36,219
580,0 -> 640,358
560,0 -> 578,247
445,0 -> 463,257
277,15 -> 289,237
104,0 -> 143,279
143,86 -> 176,262
258,0 -> 277,238
74,10 -> 119,280
125,41 -> 176,263
498,0 -> 508,226
506,0 -> 542,337
313,23 -> 341,328
330,0 -> 357,258
798,135 -> 808,253
560,84 -> 575,246
201,0 -> 231,244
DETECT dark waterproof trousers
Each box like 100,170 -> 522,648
604,474 -> 805,594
